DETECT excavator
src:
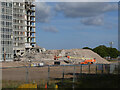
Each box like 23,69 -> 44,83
54,55 -> 96,64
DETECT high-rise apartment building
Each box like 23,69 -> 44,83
0,0 -> 13,61
0,0 -> 36,61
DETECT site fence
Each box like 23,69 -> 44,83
1,63 -> 120,88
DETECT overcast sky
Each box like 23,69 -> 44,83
35,2 -> 118,50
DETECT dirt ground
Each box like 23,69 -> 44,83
2,65 -> 108,82
1,61 -> 31,67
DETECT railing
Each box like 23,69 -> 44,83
1,63 -> 119,88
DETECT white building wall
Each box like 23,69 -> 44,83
0,0 -> 36,61
0,1 -> 13,61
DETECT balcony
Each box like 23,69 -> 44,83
26,31 -> 35,33
27,20 -> 35,22
14,40 -> 25,43
13,6 -> 24,9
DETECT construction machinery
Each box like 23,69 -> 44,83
80,59 -> 96,64
54,55 -> 62,60
67,56 -> 96,64
54,55 -> 96,65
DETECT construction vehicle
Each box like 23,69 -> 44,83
67,56 -> 96,64
54,55 -> 96,64
54,55 -> 62,60
80,58 -> 96,64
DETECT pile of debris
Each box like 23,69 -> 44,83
63,49 -> 110,64
19,48 -> 110,64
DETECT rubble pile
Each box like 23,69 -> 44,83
20,48 -> 110,64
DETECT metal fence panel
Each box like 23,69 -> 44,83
1,63 -> 119,88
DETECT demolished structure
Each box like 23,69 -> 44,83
0,0 -> 37,61
21,49 -> 110,65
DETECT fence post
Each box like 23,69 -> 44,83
107,64 -> 110,74
101,64 -> 104,74
88,64 -> 90,74
118,62 -> 120,74
80,64 -> 82,74
73,65 -> 76,89
96,64 -> 97,74
47,65 -> 50,87
26,66 -> 29,84
62,65 -> 65,81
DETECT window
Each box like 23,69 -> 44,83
9,3 -> 12,7
20,3 -> 23,6
14,2 -> 16,6
2,15 -> 5,18
2,15 -> 12,20
16,3 -> 19,6
1,2 -> 5,6
2,8 -> 5,13
19,3 -> 21,6
6,3 -> 9,7
2,48 -> 4,52
1,21 -> 4,25
20,9 -> 23,13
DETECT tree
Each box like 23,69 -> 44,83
93,45 -> 109,58
93,45 -> 120,58
107,48 -> 119,58
83,47 -> 92,50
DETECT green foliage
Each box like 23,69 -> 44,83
107,48 -> 120,58
92,45 -> 119,58
93,45 -> 109,58
82,47 -> 92,50
83,45 -> 120,58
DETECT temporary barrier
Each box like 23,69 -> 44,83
18,83 -> 37,88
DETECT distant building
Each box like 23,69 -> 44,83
0,0 -> 36,61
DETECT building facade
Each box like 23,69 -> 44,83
24,0 -> 36,52
0,0 -> 13,61
0,0 -> 36,61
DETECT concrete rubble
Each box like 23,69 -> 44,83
19,48 -> 110,65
